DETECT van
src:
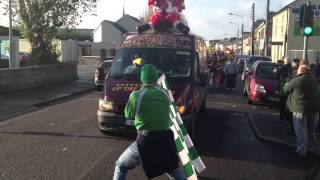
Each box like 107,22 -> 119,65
97,32 -> 208,136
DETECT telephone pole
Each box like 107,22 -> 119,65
264,0 -> 270,56
251,3 -> 255,55
9,0 -> 15,68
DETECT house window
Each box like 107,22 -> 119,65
274,19 -> 278,37
81,46 -> 91,56
281,15 -> 285,35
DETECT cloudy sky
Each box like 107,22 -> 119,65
0,0 -> 295,39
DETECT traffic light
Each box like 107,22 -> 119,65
300,3 -> 314,36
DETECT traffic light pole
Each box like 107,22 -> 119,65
303,35 -> 309,61
302,1 -> 312,62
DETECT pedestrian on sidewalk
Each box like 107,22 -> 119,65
283,65 -> 320,156
224,57 -> 238,91
113,64 -> 186,180
279,57 -> 294,134
209,62 -> 217,85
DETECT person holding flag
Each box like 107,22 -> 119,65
113,64 -> 186,180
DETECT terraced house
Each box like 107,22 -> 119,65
271,0 -> 320,62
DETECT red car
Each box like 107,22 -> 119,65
243,61 -> 282,105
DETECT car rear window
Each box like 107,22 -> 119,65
256,64 -> 280,80
248,57 -> 271,65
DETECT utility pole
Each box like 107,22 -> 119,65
264,0 -> 270,56
251,3 -> 255,55
241,21 -> 244,55
9,0 -> 15,68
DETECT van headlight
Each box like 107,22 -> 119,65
99,99 -> 115,111
255,84 -> 266,93
177,105 -> 187,115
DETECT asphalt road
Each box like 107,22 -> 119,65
0,80 -> 318,180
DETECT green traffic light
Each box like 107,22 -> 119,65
304,26 -> 313,35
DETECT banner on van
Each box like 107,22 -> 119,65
121,34 -> 192,50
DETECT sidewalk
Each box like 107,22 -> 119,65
0,80 -> 95,121
248,112 -> 296,148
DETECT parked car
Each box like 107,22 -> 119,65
17,52 -> 30,61
243,61 -> 282,105
97,32 -> 209,136
242,55 -> 272,80
0,54 -> 9,60
95,59 -> 113,91
236,55 -> 249,73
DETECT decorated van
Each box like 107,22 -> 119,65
97,32 -> 208,135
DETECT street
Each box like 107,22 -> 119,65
0,80 -> 318,180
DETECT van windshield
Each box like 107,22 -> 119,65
109,48 -> 192,78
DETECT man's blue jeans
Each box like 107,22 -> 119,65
293,112 -> 319,155
113,142 -> 187,180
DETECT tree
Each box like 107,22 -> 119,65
56,29 -> 93,41
5,0 -> 97,64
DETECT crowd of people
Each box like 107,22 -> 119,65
207,50 -> 239,91
278,57 -> 320,156
208,51 -> 320,156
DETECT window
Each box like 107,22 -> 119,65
80,46 -> 91,56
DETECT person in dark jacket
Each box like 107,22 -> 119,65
279,57 -> 294,134
283,65 -> 320,156
113,64 -> 186,180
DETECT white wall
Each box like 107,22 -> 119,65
101,22 -> 123,50
93,25 -> 102,43
59,40 -> 79,63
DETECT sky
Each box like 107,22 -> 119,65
0,0 -> 295,40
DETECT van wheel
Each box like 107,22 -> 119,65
242,82 -> 247,96
200,100 -> 206,113
96,85 -> 103,91
247,91 -> 253,104
187,113 -> 197,143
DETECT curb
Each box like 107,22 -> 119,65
247,113 -> 296,149
0,108 -> 39,123
32,87 -> 95,107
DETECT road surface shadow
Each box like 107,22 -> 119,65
195,106 -> 319,171
0,131 -> 135,141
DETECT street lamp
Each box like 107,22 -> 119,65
229,22 -> 240,38
229,12 -> 244,55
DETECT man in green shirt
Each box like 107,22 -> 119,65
113,64 -> 186,180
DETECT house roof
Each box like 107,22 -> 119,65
105,20 -> 128,34
93,14 -> 142,35
272,0 -> 300,17
118,14 -> 141,23
0,26 -> 20,36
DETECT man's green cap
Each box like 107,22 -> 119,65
140,64 -> 157,84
